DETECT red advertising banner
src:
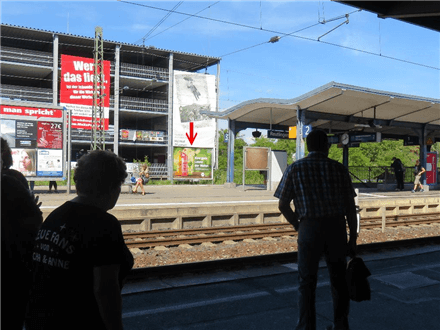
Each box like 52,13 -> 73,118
60,54 -> 110,130
0,105 -> 63,119
37,122 -> 63,149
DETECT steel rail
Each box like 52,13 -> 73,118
125,214 -> 440,249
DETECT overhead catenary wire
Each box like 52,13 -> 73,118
135,1 -> 184,46
143,1 -> 220,42
117,1 -> 440,71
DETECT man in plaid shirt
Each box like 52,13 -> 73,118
274,129 -> 357,330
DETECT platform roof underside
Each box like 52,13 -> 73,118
204,82 -> 440,140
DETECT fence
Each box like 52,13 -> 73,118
348,166 -> 414,184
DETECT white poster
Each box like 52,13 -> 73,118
173,71 -> 216,148
37,149 -> 63,176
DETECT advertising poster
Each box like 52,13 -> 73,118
11,148 -> 37,176
120,129 -> 165,142
37,122 -> 63,149
37,149 -> 63,176
1,119 -> 16,147
172,71 -> 216,148
60,54 -> 110,130
173,147 -> 212,179
0,105 -> 63,119
16,120 -> 37,148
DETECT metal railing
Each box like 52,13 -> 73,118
111,96 -> 168,113
111,62 -> 169,80
0,84 -> 53,103
1,46 -> 53,67
348,166 -> 414,184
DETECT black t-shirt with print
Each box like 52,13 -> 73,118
25,201 -> 133,330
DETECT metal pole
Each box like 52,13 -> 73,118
67,107 -> 72,195
114,45 -> 120,155
381,206 -> 386,233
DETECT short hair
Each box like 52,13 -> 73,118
306,129 -> 328,152
74,150 -> 127,196
1,137 -> 13,170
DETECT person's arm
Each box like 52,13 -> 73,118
279,199 -> 299,231
93,264 -> 124,330
420,166 -> 426,175
346,196 -> 357,258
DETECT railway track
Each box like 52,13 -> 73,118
124,212 -> 440,249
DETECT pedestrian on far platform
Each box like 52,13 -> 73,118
391,157 -> 405,191
274,129 -> 357,330
412,159 -> 426,193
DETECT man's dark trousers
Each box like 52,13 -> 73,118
395,171 -> 404,190
295,216 -> 350,330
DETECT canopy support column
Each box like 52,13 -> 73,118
296,108 -> 306,160
227,119 -> 236,183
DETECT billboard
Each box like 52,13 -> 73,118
60,54 -> 110,130
172,71 -> 216,148
120,129 -> 165,142
1,104 -> 65,179
173,147 -> 212,180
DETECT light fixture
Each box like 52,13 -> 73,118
252,129 -> 262,138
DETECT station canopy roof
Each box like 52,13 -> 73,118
336,1 -> 440,33
204,81 -> 440,141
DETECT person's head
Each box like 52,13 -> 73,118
1,137 -> 13,171
74,150 -> 127,206
21,150 -> 33,171
306,129 -> 329,155
415,159 -> 420,165
392,157 -> 396,161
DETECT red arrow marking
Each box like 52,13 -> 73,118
186,122 -> 198,145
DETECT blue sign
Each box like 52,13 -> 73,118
302,125 -> 312,138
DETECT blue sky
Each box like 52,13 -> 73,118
2,1 -> 439,142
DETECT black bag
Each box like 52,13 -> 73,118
141,174 -> 149,185
346,257 -> 371,302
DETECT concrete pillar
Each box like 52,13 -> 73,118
52,34 -> 58,106
227,119 -> 236,183
168,53 -> 174,182
296,108 -> 305,160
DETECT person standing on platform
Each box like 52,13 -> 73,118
412,159 -> 426,193
274,129 -> 357,330
1,137 -> 43,330
391,157 -> 405,191
25,150 -> 133,330
48,180 -> 58,193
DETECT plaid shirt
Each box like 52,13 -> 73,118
274,152 -> 356,219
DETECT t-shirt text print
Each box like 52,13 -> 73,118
32,224 -> 78,270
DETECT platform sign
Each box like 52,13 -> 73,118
289,126 -> 296,139
267,130 -> 289,139
350,133 -> 377,143
404,136 -> 419,146
302,125 -> 312,138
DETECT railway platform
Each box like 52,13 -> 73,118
121,243 -> 440,330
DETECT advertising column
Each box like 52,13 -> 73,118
172,71 -> 216,180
